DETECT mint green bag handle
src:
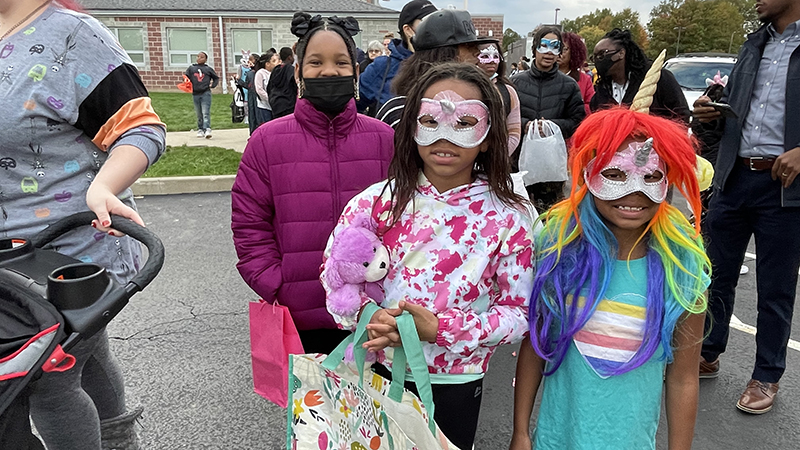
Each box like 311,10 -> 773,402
321,304 -> 438,437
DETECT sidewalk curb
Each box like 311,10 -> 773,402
133,175 -> 235,196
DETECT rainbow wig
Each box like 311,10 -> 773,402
529,107 -> 710,376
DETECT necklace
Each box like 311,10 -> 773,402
0,0 -> 51,43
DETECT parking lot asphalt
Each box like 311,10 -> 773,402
109,192 -> 800,449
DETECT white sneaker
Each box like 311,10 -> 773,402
196,130 -> 205,138
204,128 -> 212,139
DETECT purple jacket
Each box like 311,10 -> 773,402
231,98 -> 394,330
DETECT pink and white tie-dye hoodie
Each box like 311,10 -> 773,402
323,173 -> 534,375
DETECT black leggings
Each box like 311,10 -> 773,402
373,363 -> 483,450
298,328 -> 351,354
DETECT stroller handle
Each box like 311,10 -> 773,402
31,211 -> 165,294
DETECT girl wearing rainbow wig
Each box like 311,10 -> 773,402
509,107 -> 711,450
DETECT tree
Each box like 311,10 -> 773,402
577,26 -> 607,56
561,8 -> 648,53
647,0 -> 749,58
502,28 -> 522,52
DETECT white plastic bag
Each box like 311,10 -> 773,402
511,171 -> 544,238
519,119 -> 568,185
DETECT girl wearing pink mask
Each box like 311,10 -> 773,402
477,41 -> 522,155
322,62 -> 534,450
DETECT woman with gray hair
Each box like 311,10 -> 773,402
359,40 -> 384,74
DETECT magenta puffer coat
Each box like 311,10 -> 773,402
232,98 -> 394,330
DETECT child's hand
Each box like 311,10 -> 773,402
363,307 -> 402,353
398,301 -> 439,343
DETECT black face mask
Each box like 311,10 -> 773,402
301,76 -> 355,115
595,56 -> 618,78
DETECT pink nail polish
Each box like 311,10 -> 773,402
102,220 -> 111,227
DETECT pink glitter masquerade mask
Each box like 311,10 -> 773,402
584,138 -> 669,203
415,90 -> 491,149
478,45 -> 500,64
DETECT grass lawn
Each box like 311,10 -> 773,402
142,145 -> 242,178
150,92 -> 248,132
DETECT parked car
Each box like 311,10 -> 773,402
664,53 -> 737,107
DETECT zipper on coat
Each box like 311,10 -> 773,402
329,123 -> 341,217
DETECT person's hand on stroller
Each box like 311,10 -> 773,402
86,145 -> 149,236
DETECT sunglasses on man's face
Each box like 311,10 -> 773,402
537,38 -> 561,55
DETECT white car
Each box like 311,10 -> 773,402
664,53 -> 737,107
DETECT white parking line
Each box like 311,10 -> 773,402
730,314 -> 800,351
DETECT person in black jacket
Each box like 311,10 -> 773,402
186,51 -> 220,138
511,26 -> 585,212
589,29 -> 689,124
267,47 -> 297,118
691,0 -> 800,415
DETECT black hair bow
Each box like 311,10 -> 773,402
290,13 -> 325,38
328,16 -> 361,37
290,12 -> 360,39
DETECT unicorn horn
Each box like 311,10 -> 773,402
634,138 -> 654,167
630,49 -> 667,114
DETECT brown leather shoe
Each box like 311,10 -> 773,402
736,379 -> 779,414
699,357 -> 719,378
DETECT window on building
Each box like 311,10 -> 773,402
110,27 -> 145,66
230,29 -> 273,65
167,28 -> 208,66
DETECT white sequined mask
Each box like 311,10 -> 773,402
415,90 -> 491,149
584,138 -> 669,203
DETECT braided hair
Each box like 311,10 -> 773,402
600,28 -> 648,85
290,12 -> 360,77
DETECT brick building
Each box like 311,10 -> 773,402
81,0 -> 399,92
470,14 -> 504,40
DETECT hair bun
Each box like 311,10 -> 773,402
328,16 -> 361,37
291,12 -> 325,38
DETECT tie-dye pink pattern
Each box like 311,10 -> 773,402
322,174 -> 534,375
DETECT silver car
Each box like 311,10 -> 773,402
664,53 -> 737,107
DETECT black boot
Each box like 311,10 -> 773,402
100,406 -> 144,450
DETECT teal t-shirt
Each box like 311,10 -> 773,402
534,258 -> 664,450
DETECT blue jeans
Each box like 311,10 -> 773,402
193,90 -> 212,131
254,107 -> 273,130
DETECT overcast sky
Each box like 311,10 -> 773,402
380,0 -> 661,36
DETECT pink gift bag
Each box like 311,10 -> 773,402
249,299 -> 304,407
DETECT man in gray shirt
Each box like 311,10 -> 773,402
692,0 -> 800,415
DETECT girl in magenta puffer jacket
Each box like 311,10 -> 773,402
231,13 -> 395,354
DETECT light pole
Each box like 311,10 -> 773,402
728,30 -> 737,53
554,8 -> 561,24
674,26 -> 686,56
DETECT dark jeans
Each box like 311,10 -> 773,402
372,363 -> 483,450
192,90 -> 212,131
702,164 -> 800,383
253,107 -> 273,131
297,328 -> 350,355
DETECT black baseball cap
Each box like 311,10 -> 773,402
398,0 -> 437,32
411,9 -> 497,51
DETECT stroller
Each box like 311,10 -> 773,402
0,212 -> 165,449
